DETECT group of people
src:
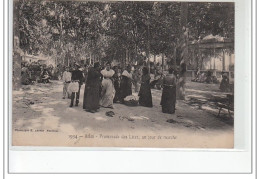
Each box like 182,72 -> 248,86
21,62 -> 53,85
62,62 -> 180,114
21,62 -> 64,85
192,67 -> 232,92
219,72 -> 231,92
192,68 -> 218,84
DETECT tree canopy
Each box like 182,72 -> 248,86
15,1 -> 234,67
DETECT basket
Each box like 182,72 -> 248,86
124,95 -> 139,106
124,99 -> 139,106
68,82 -> 79,93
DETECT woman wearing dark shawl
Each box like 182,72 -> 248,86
83,62 -> 102,113
113,66 -> 121,103
120,65 -> 133,103
138,67 -> 153,107
160,67 -> 177,114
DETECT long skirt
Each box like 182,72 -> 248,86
83,84 -> 100,111
100,79 -> 115,108
113,80 -> 120,103
120,77 -> 132,101
160,86 -> 176,114
139,83 -> 153,107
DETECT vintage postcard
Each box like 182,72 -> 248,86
12,0 -> 234,148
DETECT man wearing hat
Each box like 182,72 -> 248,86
70,63 -> 84,107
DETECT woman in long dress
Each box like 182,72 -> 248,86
138,67 -> 153,107
100,62 -> 115,108
132,66 -> 142,93
83,62 -> 102,113
113,66 -> 121,103
160,67 -> 177,114
120,65 -> 133,103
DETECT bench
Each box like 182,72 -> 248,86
215,94 -> 234,119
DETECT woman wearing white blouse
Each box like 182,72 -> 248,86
100,62 -> 115,108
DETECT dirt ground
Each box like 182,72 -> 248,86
12,80 -> 234,148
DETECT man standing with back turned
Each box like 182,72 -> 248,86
70,63 -> 84,107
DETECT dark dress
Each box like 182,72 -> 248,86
138,74 -> 153,107
83,67 -> 102,111
113,73 -> 121,103
220,75 -> 230,92
160,74 -> 177,114
120,72 -> 132,101
21,67 -> 31,85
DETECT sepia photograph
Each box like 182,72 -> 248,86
12,0 -> 234,148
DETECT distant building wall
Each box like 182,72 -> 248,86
202,52 -> 234,71
146,52 -> 234,72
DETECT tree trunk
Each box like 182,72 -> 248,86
210,58 -> 212,69
197,48 -> 200,69
162,53 -> 164,71
125,49 -> 127,67
147,24 -> 150,74
126,48 -> 128,65
179,2 -> 189,65
169,45 -> 177,70
199,49 -> 203,69
135,43 -> 138,64
180,3 -> 188,29
13,1 -> 21,90
200,56 -> 203,70
222,50 -> 226,71
90,53 -> 92,65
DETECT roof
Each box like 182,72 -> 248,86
189,34 -> 234,49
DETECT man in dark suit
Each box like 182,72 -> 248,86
70,63 -> 84,107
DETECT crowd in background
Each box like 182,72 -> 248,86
21,61 -> 64,85
192,67 -> 232,92
21,58 -> 232,114
60,61 -> 185,114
